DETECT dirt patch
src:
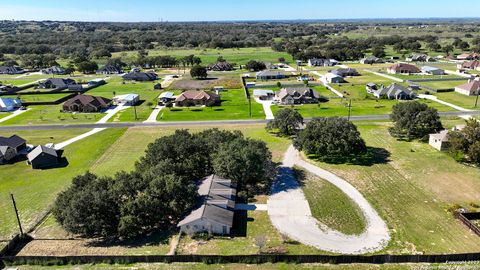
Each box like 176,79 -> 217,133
425,172 -> 480,203
169,75 -> 242,90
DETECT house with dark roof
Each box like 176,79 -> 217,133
360,56 -> 384,64
0,146 -> 16,164
38,78 -> 79,90
97,65 -> 123,74
122,71 -> 158,81
308,58 -> 338,67
178,175 -> 236,235
207,62 -> 234,71
458,60 -> 480,71
455,79 -> 480,96
63,94 -> 111,112
406,54 -> 434,62
0,66 -> 24,74
331,68 -> 359,77
27,145 -> 61,169
387,63 -> 421,74
276,87 -> 320,105
0,135 -> 27,154
256,70 -> 286,80
373,83 -> 416,100
175,90 -> 220,107
41,66 -> 65,75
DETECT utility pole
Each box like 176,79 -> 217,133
11,194 -> 23,235
133,104 -> 138,120
347,99 -> 352,121
248,98 -> 252,117
475,90 -> 479,108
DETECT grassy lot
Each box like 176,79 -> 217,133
3,93 -> 71,103
304,120 -> 480,254
435,92 -> 480,109
417,80 -> 467,90
298,169 -> 366,235
0,112 -> 11,119
0,105 -> 104,126
111,47 -> 292,66
0,128 -> 126,241
159,89 -> 265,121
0,77 -> 38,86
387,73 -> 462,80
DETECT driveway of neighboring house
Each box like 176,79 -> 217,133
254,98 -> 274,120
268,145 -> 390,254
0,108 -> 30,123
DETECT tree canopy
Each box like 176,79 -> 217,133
246,60 -> 266,71
448,119 -> 480,165
294,117 -> 367,161
266,108 -> 304,136
389,101 -> 443,140
190,65 -> 208,79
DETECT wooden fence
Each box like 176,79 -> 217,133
456,212 -> 480,237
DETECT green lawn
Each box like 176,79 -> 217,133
0,105 -> 104,126
435,91 -> 480,109
111,47 -> 291,65
0,128 -> 126,241
3,93 -> 71,103
304,121 -> 480,254
388,73 -> 462,81
417,80 -> 467,90
159,89 -> 265,121
298,169 -> 366,235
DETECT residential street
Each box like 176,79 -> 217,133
268,145 -> 390,254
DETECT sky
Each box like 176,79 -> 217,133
0,0 -> 479,22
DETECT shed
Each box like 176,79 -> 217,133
27,145 -> 61,169
112,94 -> 140,106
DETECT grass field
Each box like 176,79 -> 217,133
0,128 -> 126,242
0,105 -> 104,125
417,80 -> 466,90
305,120 -> 480,254
3,93 -> 71,103
298,169 -> 366,235
435,91 -> 480,109
111,47 -> 291,66
388,74 -> 463,80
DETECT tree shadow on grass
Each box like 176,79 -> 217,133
231,210 -> 249,237
85,229 -> 173,249
308,147 -> 391,167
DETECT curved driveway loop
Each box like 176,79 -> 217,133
268,145 -> 390,254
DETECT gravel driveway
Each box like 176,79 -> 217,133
267,145 -> 390,254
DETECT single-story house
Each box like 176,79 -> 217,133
360,56 -> 384,64
421,66 -> 445,75
0,97 -> 22,112
208,62 -> 234,71
0,135 -> 26,155
88,79 -> 106,87
331,68 -> 359,77
324,73 -> 345,83
97,65 -> 123,74
308,58 -> 338,67
178,175 -> 236,235
457,53 -> 480,61
276,87 -> 320,105
373,83 -> 416,100
457,61 -> 480,71
387,63 -> 421,74
63,94 -> 112,112
27,145 -> 61,169
253,89 -> 275,100
429,130 -> 450,151
0,66 -> 24,74
455,79 -> 480,96
0,146 -> 16,164
38,78 -> 78,90
158,92 -> 175,105
41,66 -> 65,75
256,70 -> 286,80
112,94 -> 139,105
406,54 -> 434,62
122,71 -> 158,81
175,90 -> 220,107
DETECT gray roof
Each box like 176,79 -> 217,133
177,204 -> 234,227
331,68 -> 359,77
277,87 -> 320,100
27,145 -> 58,162
256,70 -> 285,77
375,83 -> 415,99
0,135 -> 26,149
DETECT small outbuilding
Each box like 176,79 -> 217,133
421,66 -> 445,75
158,92 -> 175,105
0,97 -> 22,112
253,89 -> 275,100
324,73 -> 345,84
429,130 -> 450,151
112,94 -> 139,106
27,145 -> 61,169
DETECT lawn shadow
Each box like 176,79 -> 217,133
85,229 -> 173,249
231,210 -> 248,237
308,146 -> 391,167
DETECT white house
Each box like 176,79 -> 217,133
455,79 -> 480,96
112,94 -> 139,106
253,89 -> 274,100
0,97 -> 22,112
429,130 -> 450,151
323,73 -> 344,84
421,66 -> 445,75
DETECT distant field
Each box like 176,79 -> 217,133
435,91 -> 480,109
111,47 -> 291,65
418,80 -> 466,90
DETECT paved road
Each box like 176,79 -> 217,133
1,111 -> 479,131
268,145 -> 390,254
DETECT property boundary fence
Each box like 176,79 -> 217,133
3,252 -> 480,266
456,212 -> 480,237
406,79 -> 461,93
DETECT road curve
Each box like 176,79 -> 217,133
268,145 -> 390,254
